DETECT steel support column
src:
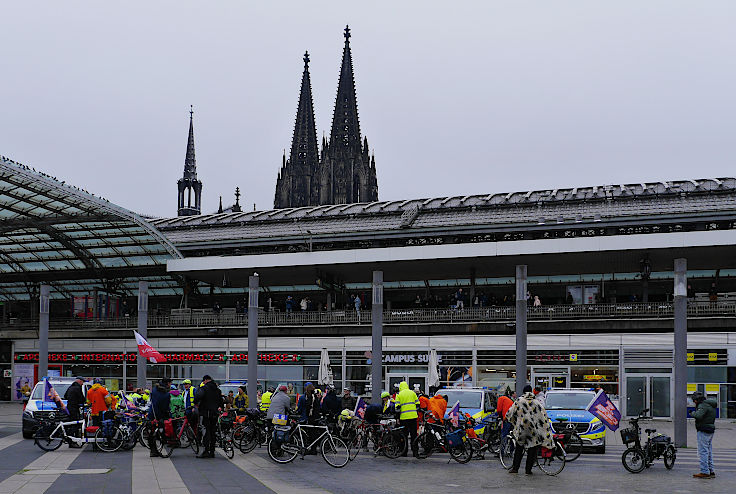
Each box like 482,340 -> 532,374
371,271 -> 383,404
38,285 -> 50,379
136,281 -> 148,388
674,258 -> 688,448
247,275 -> 259,405
515,265 -> 528,396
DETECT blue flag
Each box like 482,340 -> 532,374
586,390 -> 621,431
448,400 -> 461,427
43,379 -> 67,413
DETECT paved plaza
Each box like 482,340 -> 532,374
1,405 -> 735,494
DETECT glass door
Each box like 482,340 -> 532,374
532,370 -> 569,390
387,373 -> 428,395
626,374 -> 671,417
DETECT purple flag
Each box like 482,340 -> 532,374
354,396 -> 369,420
44,379 -> 67,413
586,390 -> 621,431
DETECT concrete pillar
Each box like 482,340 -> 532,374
371,271 -> 383,404
674,258 -> 687,448
136,281 -> 148,388
515,265 -> 528,396
247,275 -> 259,405
38,285 -> 50,379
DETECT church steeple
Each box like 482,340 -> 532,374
177,106 -> 203,216
274,51 -> 320,209
329,26 -> 362,155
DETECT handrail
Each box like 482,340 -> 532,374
3,301 -> 735,330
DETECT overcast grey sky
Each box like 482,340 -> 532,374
1,1 -> 735,217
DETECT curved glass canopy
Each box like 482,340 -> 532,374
0,155 -> 182,300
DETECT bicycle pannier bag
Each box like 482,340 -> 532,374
446,429 -> 466,448
274,425 -> 290,445
164,419 -> 175,439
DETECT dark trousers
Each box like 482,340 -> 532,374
149,421 -> 160,456
400,418 -> 418,456
202,414 -> 217,455
512,444 -> 538,473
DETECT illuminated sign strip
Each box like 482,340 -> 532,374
14,352 -> 301,364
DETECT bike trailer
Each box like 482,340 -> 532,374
620,427 -> 638,445
446,429 -> 466,448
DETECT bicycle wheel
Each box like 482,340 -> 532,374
181,425 -> 199,454
413,431 -> 436,459
95,425 -> 124,453
157,429 -> 176,458
499,436 -> 515,470
622,446 -> 646,474
34,424 -> 64,452
483,427 -> 501,454
120,424 -> 138,451
267,435 -> 298,464
321,435 -> 350,468
663,445 -> 676,470
448,437 -> 473,464
564,432 -> 583,462
221,436 -> 235,459
238,424 -> 259,454
383,430 -> 406,459
138,422 -> 150,449
348,431 -> 363,461
536,442 -> 565,476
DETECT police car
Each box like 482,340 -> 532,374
440,387 -> 497,434
21,378 -> 90,439
544,389 -> 606,453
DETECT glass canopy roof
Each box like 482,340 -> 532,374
0,155 -> 182,300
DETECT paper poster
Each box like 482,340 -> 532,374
13,364 -> 34,401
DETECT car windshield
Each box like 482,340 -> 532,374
442,390 -> 482,409
545,392 -> 595,410
220,384 -> 244,397
31,383 -> 72,400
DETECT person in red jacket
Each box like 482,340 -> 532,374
496,391 -> 516,443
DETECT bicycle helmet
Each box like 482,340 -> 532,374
381,391 -> 390,399
182,379 -> 192,385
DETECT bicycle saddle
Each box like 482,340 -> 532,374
645,428 -> 656,434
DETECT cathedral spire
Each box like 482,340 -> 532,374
274,51 -> 320,209
329,25 -> 362,153
177,106 -> 202,216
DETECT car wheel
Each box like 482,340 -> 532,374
595,444 -> 606,454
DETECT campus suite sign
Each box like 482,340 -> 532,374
381,353 -> 443,364
14,352 -> 301,363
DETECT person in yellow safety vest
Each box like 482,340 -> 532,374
182,379 -> 196,409
395,381 -> 419,457
260,386 -> 275,412
381,391 -> 396,414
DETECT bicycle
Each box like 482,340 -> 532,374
347,417 -> 405,460
236,408 -> 270,454
550,417 -> 583,462
499,434 -> 566,476
157,415 -> 199,458
267,416 -> 350,468
34,406 -> 123,452
620,408 -> 676,473
413,417 -> 473,464
214,412 -> 235,459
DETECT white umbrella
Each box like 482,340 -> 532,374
318,348 -> 334,386
427,349 -> 440,388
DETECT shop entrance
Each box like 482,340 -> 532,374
532,368 -> 569,391
625,372 -> 672,418
387,373 -> 427,395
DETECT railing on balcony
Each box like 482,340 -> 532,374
3,301 -> 736,331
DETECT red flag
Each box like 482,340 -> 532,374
133,330 -> 167,363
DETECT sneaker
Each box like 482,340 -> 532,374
693,473 -> 711,478
508,469 -> 518,474
710,472 -> 716,478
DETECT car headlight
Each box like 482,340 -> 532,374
23,410 -> 33,418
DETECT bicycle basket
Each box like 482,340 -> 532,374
446,429 -> 466,448
620,427 -> 638,444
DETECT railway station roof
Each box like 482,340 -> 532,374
0,155 -> 182,300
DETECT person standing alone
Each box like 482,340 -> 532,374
691,391 -> 717,478
195,375 -> 223,458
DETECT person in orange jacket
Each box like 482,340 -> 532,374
428,393 -> 447,424
496,391 -> 516,443
86,378 -> 111,426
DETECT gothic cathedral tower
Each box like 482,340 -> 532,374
177,107 -> 203,216
274,26 -> 378,209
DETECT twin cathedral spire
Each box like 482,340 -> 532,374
275,26 -> 378,209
